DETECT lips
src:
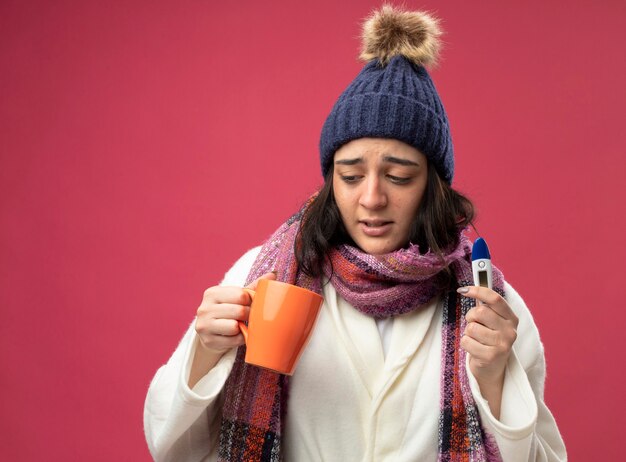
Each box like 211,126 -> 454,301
359,219 -> 393,237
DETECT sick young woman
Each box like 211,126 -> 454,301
144,6 -> 566,462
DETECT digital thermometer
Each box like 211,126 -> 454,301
471,237 -> 492,289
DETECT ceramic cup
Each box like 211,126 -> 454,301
238,279 -> 323,375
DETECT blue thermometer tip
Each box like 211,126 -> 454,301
472,237 -> 491,261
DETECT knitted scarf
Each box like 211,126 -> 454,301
217,198 -> 504,462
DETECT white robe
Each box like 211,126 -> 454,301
144,247 -> 567,461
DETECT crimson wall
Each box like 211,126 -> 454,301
1,1 -> 624,460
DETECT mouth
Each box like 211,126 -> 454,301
358,219 -> 393,236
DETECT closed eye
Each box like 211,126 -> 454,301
340,175 -> 362,184
387,175 -> 412,185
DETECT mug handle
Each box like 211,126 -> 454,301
237,288 -> 255,344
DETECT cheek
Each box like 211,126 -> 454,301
332,181 -> 352,212
411,178 -> 428,211
414,188 -> 426,212
395,186 -> 426,223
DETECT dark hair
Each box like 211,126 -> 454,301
295,162 -> 475,279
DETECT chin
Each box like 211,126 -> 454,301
356,240 -> 401,255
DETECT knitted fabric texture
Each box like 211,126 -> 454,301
319,56 -> 454,183
217,196 -> 504,461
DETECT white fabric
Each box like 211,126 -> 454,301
375,317 -> 394,359
144,247 -> 567,461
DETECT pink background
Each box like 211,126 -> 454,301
1,0 -> 624,460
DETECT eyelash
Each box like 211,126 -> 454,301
388,175 -> 411,185
340,175 -> 412,185
340,175 -> 360,184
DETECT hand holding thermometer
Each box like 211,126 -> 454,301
472,237 -> 493,291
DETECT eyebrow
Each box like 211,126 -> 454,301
383,155 -> 419,167
335,156 -> 420,167
335,158 -> 363,166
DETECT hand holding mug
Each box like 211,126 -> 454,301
195,272 -> 277,356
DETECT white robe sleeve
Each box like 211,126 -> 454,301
143,247 -> 261,462
467,282 -> 567,461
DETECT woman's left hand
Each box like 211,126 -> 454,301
457,286 -> 519,418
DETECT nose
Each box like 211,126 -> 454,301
359,176 -> 387,209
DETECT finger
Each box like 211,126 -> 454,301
457,286 -> 515,320
199,331 -> 245,352
457,285 -> 501,305
203,286 -> 252,305
464,321 -> 499,347
208,318 -> 242,336
465,304 -> 506,330
198,303 -> 249,321
196,316 -> 241,337
246,271 -> 277,290
460,333 -> 494,361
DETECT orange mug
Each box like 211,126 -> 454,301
238,279 -> 324,375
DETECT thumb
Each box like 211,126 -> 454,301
245,271 -> 277,290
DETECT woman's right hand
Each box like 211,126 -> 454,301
188,272 -> 276,388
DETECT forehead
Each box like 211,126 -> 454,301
334,138 -> 426,163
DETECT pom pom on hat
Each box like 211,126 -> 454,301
360,5 -> 442,66
319,5 -> 455,184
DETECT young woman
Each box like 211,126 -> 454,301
144,6 -> 566,461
